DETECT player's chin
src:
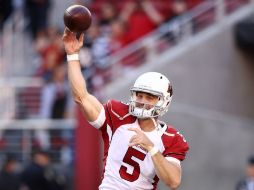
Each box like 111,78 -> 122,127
138,117 -> 152,121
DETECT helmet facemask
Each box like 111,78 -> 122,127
129,90 -> 170,119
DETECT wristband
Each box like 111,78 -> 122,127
148,146 -> 159,157
67,53 -> 79,61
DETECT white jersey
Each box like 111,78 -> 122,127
89,100 -> 189,190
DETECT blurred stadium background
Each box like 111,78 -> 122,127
0,0 -> 254,190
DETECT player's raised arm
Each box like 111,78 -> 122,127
62,28 -> 102,122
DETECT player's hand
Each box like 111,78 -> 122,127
128,128 -> 154,152
62,27 -> 84,55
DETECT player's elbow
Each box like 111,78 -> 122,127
166,178 -> 181,189
72,90 -> 89,104
168,182 -> 180,190
73,94 -> 87,106
73,95 -> 83,105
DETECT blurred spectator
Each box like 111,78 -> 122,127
109,19 -> 128,52
25,0 -> 51,39
22,150 -> 66,190
37,64 -> 74,164
74,0 -> 92,7
39,63 -> 73,119
0,0 -> 13,31
0,155 -> 22,190
88,22 -> 111,68
236,155 -> 254,190
36,64 -> 74,149
79,46 -> 96,93
35,27 -> 65,81
99,2 -> 118,34
186,0 -> 203,9
120,0 -> 164,42
163,0 -> 189,45
169,0 -> 188,20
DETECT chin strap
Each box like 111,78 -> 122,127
151,118 -> 160,131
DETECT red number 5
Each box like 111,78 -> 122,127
119,147 -> 146,182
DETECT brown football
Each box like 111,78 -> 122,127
64,5 -> 92,33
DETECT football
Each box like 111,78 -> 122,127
64,5 -> 92,33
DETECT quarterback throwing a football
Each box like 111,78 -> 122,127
62,28 -> 189,190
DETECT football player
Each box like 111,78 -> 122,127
62,28 -> 189,190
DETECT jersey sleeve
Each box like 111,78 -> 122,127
88,106 -> 106,129
162,129 -> 189,161
88,101 -> 112,130
88,99 -> 135,132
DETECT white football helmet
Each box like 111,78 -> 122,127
129,72 -> 173,118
